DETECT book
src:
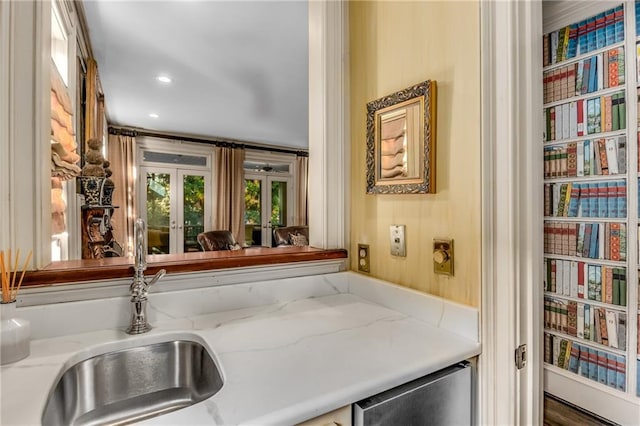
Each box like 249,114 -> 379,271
617,312 -> 626,350
577,303 -> 585,338
618,93 -> 626,129
584,304 -> 591,340
605,138 -> 618,174
579,344 -> 589,378
612,268 -> 620,305
598,308 -> 609,346
569,262 -> 578,297
588,347 -> 598,380
569,343 -> 580,373
605,310 -> 618,349
619,271 -> 626,306
587,265 -> 596,300
567,300 -> 577,336
595,12 -> 606,49
577,263 -> 585,297
608,48 -> 619,87
577,99 -> 584,136
583,139 -> 591,175
597,139 -> 609,175
606,353 -> 617,388
612,93 -> 620,130
613,5 -> 624,43
609,223 -> 620,261
616,136 -> 626,173
558,339 -> 569,367
615,355 -> 625,391
597,350 -> 607,384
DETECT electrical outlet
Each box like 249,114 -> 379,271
357,244 -> 370,273
389,225 -> 406,257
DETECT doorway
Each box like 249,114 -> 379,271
141,167 -> 210,254
244,174 -> 293,247
243,153 -> 296,247
137,139 -> 212,254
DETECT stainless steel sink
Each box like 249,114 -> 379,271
42,340 -> 223,425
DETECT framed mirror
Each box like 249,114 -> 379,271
366,80 -> 436,194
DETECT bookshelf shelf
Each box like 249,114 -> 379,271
545,329 -> 627,355
544,174 -> 627,183
543,254 -> 626,267
543,85 -> 627,109
543,216 -> 626,222
542,0 -> 640,414
543,41 -> 625,72
543,130 -> 627,147
544,291 -> 628,310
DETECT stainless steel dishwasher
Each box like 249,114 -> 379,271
353,362 -> 472,425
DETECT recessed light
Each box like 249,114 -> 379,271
149,113 -> 159,118
156,76 -> 172,83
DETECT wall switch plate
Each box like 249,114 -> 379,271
389,225 -> 406,257
433,238 -> 454,276
357,243 -> 370,273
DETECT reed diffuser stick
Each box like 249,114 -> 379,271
0,251 -> 8,303
11,248 -> 19,291
0,249 -> 32,303
14,251 -> 32,300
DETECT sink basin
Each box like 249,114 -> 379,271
42,340 -> 223,425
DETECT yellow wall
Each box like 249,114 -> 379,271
349,1 -> 481,307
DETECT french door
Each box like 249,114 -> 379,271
140,166 -> 211,254
244,174 -> 293,247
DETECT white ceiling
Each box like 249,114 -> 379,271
82,0 -> 309,149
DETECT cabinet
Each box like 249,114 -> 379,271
296,405 -> 351,426
541,2 -> 640,423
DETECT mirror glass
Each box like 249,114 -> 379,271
376,98 -> 423,181
48,1 -> 309,263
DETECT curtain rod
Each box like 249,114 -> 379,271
108,126 -> 309,157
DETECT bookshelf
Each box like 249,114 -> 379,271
541,2 -> 640,422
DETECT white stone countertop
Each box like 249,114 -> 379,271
1,271 -> 481,425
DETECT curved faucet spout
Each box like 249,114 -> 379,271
127,219 -> 166,334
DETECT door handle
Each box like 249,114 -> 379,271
170,221 -> 176,229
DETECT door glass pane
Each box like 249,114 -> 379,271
146,172 -> 171,254
271,181 -> 287,228
183,175 -> 205,252
244,179 -> 262,246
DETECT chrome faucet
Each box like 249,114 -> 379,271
126,218 -> 166,334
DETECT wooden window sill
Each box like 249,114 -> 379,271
22,247 -> 348,287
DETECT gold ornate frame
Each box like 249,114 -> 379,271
366,80 -> 437,194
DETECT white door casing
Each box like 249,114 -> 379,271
480,0 -> 541,425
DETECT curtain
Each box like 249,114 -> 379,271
108,134 -> 136,256
213,146 -> 246,245
295,155 -> 308,226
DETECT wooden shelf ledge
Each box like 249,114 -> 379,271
22,247 -> 348,287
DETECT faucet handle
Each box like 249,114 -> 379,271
148,269 -> 166,287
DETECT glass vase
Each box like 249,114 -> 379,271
1,301 -> 30,365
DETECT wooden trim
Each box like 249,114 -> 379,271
21,247 -> 348,287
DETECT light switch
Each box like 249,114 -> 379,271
389,225 -> 406,257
